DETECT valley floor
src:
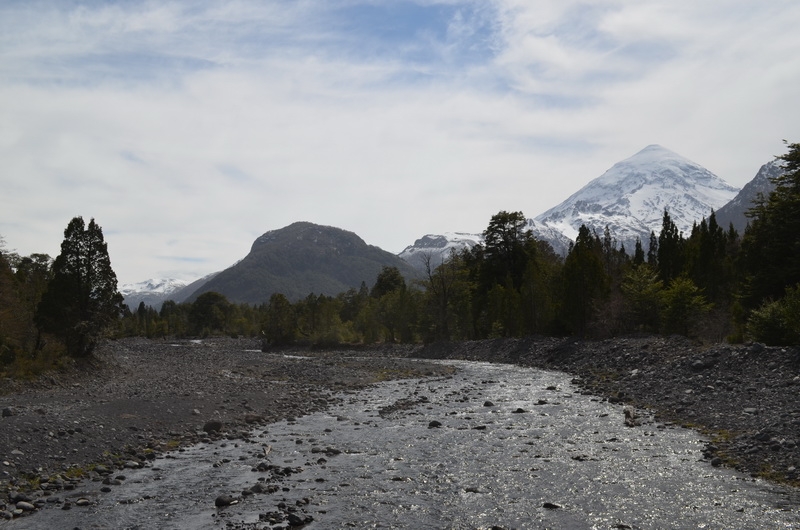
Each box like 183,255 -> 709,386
0,335 -> 798,521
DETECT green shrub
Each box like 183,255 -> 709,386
747,284 -> 800,346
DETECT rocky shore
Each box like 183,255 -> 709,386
1,335 -> 798,523
0,337 -> 453,521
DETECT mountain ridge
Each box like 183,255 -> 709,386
185,221 -> 420,304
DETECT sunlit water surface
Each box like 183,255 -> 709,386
7,361 -> 799,529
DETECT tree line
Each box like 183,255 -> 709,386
2,142 -> 800,375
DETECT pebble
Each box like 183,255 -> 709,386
16,501 -> 36,511
214,494 -> 237,507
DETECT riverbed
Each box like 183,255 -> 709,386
7,360 -> 799,529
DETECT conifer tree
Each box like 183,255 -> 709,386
657,209 -> 684,284
561,225 -> 609,335
741,141 -> 800,307
35,217 -> 123,357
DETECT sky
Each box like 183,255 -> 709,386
2,0 -> 800,286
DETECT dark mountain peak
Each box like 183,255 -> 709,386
715,159 -> 785,234
251,222 -> 366,255
251,221 -> 366,251
189,221 -> 419,304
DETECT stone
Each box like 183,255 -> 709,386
203,420 -> 223,433
1,408 -> 13,418
250,482 -> 268,494
214,494 -> 236,507
244,414 -> 264,424
9,492 -> 31,503
542,502 -> 561,509
428,420 -> 442,428
16,501 -> 35,512
287,512 -> 308,526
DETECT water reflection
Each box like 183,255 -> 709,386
8,361 -> 799,529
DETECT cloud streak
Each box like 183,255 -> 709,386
1,0 -> 799,285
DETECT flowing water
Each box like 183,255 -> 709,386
7,360 -> 799,529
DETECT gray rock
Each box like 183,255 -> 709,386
203,420 -> 223,433
15,501 -> 35,512
214,494 -> 236,507
244,413 -> 264,424
288,512 -> 312,526
9,492 -> 31,503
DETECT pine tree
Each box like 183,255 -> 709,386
657,209 -> 684,284
481,211 -> 532,289
741,141 -> 800,307
633,238 -> 645,266
561,225 -> 609,336
35,217 -> 123,357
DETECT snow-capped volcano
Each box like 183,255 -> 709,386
120,278 -> 188,309
534,145 -> 740,249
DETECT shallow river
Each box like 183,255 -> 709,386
8,360 -> 800,529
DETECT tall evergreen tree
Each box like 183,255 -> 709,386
633,238 -> 645,267
741,141 -> 800,307
35,217 -> 123,357
646,231 -> 659,267
561,225 -> 609,336
481,211 -> 532,289
657,209 -> 684,284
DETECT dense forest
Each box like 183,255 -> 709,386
2,142 -> 799,377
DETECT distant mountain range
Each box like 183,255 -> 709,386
122,146 -> 786,309
120,278 -> 188,311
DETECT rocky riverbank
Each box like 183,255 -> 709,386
1,335 -> 798,523
0,337 -> 454,521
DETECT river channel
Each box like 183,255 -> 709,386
7,360 -> 799,529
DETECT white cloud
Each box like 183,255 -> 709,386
1,0 -> 799,285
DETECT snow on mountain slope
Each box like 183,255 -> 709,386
399,232 -> 482,271
534,145 -> 740,250
120,278 -> 188,309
